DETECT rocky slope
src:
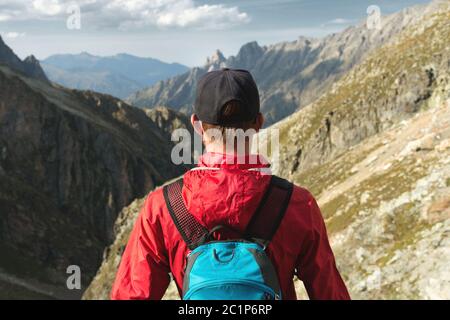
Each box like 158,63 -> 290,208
143,106 -> 191,140
259,1 -> 449,299
84,1 -> 449,300
42,53 -> 188,99
0,41 -> 190,298
126,0 -> 445,126
82,178 -> 179,300
0,36 -> 48,82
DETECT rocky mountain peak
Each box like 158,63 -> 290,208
205,49 -> 226,71
237,41 -> 262,55
296,36 -> 314,47
0,36 -> 48,82
0,35 -> 22,65
23,54 -> 38,63
23,55 -> 49,82
232,41 -> 265,68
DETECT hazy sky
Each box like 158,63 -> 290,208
0,0 -> 432,67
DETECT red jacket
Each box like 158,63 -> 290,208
111,152 -> 350,300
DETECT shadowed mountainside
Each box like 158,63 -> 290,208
0,41 -> 190,298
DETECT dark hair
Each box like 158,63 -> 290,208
202,100 -> 257,132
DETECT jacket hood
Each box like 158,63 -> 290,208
182,152 -> 272,233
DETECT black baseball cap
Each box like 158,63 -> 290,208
194,68 -> 260,125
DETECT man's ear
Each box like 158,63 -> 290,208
255,113 -> 264,132
191,114 -> 203,136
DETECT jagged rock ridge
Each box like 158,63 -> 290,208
0,36 -> 48,82
126,0 -> 446,126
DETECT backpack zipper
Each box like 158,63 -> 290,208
183,279 -> 279,300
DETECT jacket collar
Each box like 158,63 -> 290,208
197,152 -> 271,171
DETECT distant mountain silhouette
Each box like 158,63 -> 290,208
42,52 -> 188,99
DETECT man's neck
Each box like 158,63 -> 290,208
205,143 -> 253,156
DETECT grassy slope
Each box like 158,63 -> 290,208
281,8 -> 450,299
275,7 -> 449,171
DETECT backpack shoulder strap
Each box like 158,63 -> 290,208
244,175 -> 294,247
163,175 -> 294,250
163,178 -> 209,250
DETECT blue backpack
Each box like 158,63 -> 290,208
163,175 -> 293,300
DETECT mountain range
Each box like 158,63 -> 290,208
41,53 -> 189,99
1,0 -> 448,301
126,0 -> 446,126
83,0 -> 450,299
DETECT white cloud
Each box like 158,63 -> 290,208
156,4 -> 250,29
328,18 -> 352,25
0,0 -> 250,30
320,18 -> 353,28
1,31 -> 26,39
32,0 -> 63,16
